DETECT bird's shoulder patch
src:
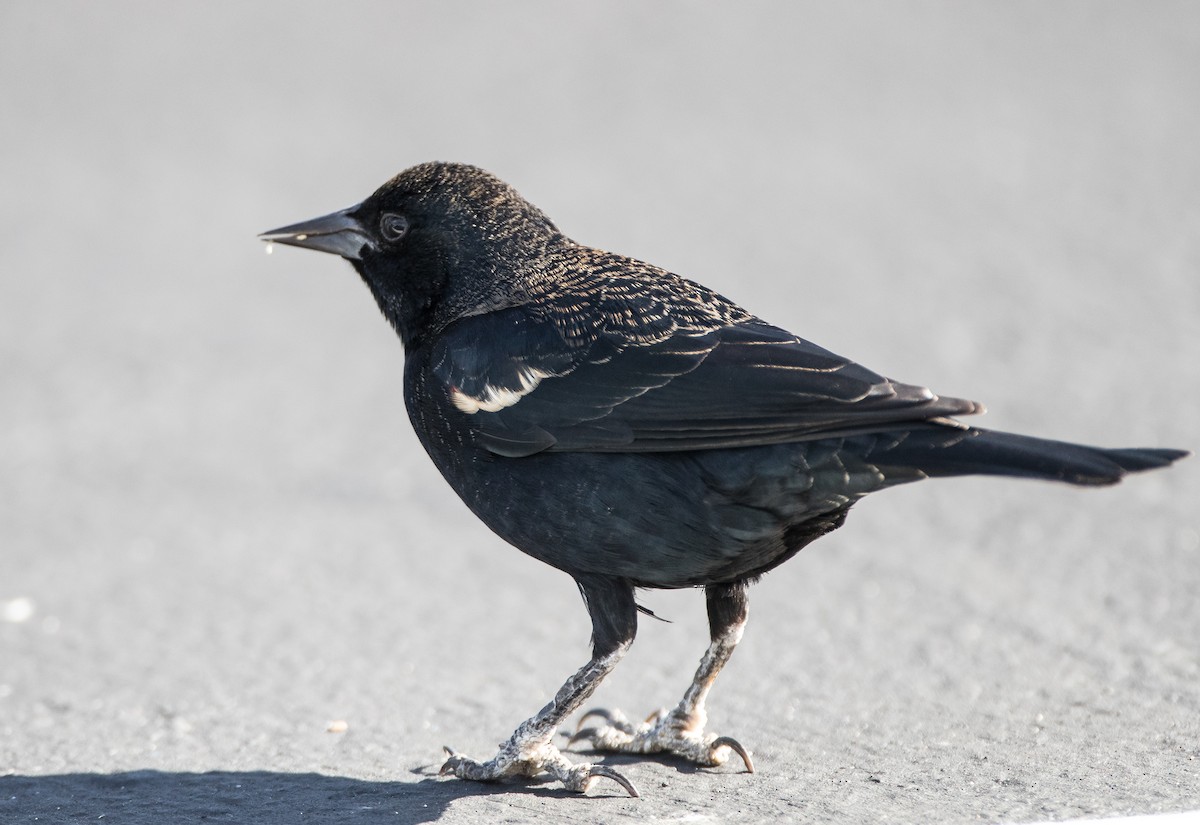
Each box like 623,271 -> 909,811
431,306 -> 583,418
447,365 -> 550,414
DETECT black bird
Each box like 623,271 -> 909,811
261,162 -> 1186,798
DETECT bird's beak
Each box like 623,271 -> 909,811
259,206 -> 373,261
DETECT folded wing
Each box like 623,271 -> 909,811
431,307 -> 983,458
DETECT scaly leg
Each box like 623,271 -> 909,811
570,581 -> 754,772
439,575 -> 642,796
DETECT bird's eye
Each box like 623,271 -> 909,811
380,213 -> 409,242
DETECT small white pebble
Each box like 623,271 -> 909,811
264,241 -> 274,254
326,719 -> 349,733
2,597 -> 35,623
295,234 -> 308,241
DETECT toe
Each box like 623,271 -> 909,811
574,707 -> 634,734
582,764 -> 640,797
709,736 -> 754,773
566,726 -> 599,748
438,747 -> 470,777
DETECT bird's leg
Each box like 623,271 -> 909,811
571,581 -> 754,772
439,575 -> 641,797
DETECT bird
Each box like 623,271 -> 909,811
260,162 -> 1187,798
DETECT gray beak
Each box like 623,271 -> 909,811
259,206 -> 373,261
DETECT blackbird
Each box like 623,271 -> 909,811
261,162 -> 1186,797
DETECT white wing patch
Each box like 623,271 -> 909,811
449,366 -> 549,414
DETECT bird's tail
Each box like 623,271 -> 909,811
863,425 -> 1188,487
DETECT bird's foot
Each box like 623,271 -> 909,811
439,735 -> 639,797
569,707 -> 754,772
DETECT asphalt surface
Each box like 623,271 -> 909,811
2,3 -> 1198,823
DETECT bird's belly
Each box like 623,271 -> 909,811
428,438 -> 865,588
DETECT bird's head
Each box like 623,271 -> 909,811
261,162 -> 563,348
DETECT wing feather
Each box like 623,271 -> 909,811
431,307 -> 982,458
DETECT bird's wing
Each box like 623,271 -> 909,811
430,306 -> 983,458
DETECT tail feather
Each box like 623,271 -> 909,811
869,426 -> 1188,487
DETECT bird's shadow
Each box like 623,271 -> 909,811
0,761 -> 645,825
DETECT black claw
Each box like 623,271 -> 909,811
439,746 -> 462,776
585,764 -> 640,798
567,727 -> 598,748
574,708 -> 615,733
710,736 -> 754,773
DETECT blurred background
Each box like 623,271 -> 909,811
2,3 -> 1197,822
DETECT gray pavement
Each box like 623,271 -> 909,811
2,3 -> 1198,823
